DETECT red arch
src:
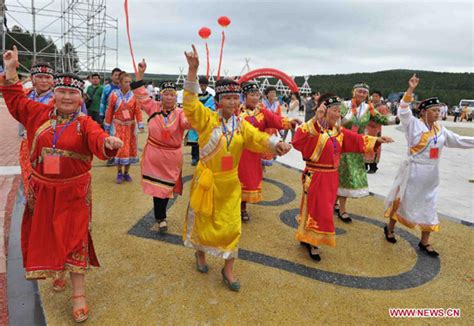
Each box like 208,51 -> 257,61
238,68 -> 299,93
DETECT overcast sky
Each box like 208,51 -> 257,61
10,0 -> 474,75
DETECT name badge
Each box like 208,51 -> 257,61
429,147 -> 439,159
122,110 -> 131,119
43,155 -> 60,175
221,155 -> 233,171
333,154 -> 340,168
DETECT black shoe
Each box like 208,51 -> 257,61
241,210 -> 250,223
333,204 -> 340,214
308,246 -> 321,261
418,242 -> 439,257
338,211 -> 352,224
383,226 -> 397,244
300,242 -> 309,247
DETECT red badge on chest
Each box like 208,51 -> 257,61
122,110 -> 131,119
221,155 -> 233,171
429,147 -> 439,159
43,155 -> 60,175
161,129 -> 171,141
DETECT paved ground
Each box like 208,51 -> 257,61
278,116 -> 474,224
0,99 -> 21,326
1,106 -> 473,325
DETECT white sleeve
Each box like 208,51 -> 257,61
443,127 -> 474,149
397,100 -> 415,128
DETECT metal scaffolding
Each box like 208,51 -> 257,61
0,0 -> 118,75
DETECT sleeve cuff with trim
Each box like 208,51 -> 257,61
268,135 -> 280,153
131,80 -> 145,90
184,80 -> 200,94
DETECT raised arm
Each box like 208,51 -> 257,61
131,59 -> 161,116
398,73 -> 420,128
182,45 -> 214,134
0,46 -> 48,125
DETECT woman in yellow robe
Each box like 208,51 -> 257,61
182,45 -> 291,291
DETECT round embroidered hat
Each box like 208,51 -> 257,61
215,78 -> 241,97
53,73 -> 85,94
323,96 -> 343,108
242,82 -> 259,95
418,97 -> 441,111
30,62 -> 54,77
160,80 -> 177,93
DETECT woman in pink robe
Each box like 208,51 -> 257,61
132,60 -> 191,232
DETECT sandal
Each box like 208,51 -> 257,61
71,294 -> 89,323
158,219 -> 168,234
52,277 -> 67,292
418,242 -> 439,257
241,210 -> 250,223
338,211 -> 352,224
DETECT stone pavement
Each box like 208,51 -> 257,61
278,119 -> 474,224
0,98 -> 22,325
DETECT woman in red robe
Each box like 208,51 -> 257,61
292,93 -> 393,261
238,81 -> 299,221
0,46 -> 123,323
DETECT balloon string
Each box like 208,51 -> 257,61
217,31 -> 225,81
124,0 -> 138,78
205,42 -> 210,79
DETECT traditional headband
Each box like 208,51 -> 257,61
53,73 -> 84,94
353,83 -> 369,92
160,81 -> 177,93
418,97 -> 441,111
215,79 -> 241,97
31,63 -> 54,76
242,82 -> 259,95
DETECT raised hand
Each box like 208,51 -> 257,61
105,136 -> 123,150
184,44 -> 199,71
276,141 -> 292,156
137,59 -> 147,81
408,73 -> 419,90
3,45 -> 19,71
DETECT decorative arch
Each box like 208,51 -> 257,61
238,68 -> 299,93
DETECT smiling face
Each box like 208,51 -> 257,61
33,74 -> 54,93
354,88 -> 369,105
217,93 -> 241,119
245,91 -> 260,109
266,90 -> 277,103
54,88 -> 83,114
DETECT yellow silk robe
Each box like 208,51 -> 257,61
182,81 -> 278,259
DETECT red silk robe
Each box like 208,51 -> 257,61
1,81 -> 117,279
292,119 -> 377,247
238,104 -> 290,203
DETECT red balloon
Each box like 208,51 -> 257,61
198,27 -> 211,39
217,16 -> 231,28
